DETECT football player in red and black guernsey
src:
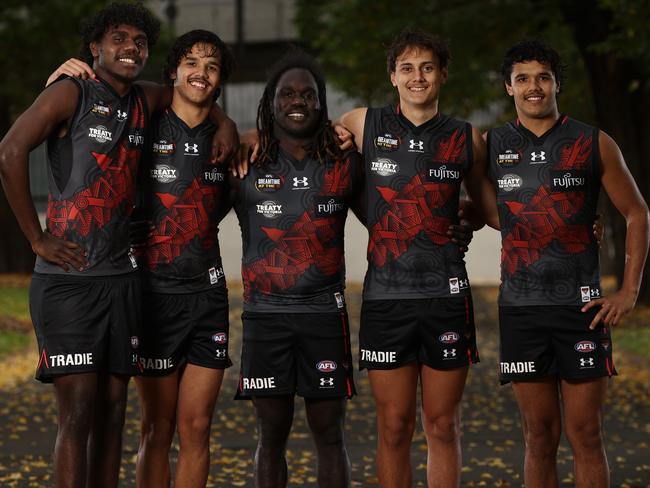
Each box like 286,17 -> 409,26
0,4 -> 237,488
481,40 -> 649,487
133,30 -> 235,488
336,31 -> 490,487
230,52 -> 361,487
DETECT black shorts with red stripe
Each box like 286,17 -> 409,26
236,310 -> 355,399
359,296 -> 479,370
499,305 -> 616,384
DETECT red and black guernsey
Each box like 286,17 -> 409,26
361,105 -> 473,300
235,149 -> 361,313
139,109 -> 227,294
487,116 -> 601,306
36,77 -> 148,276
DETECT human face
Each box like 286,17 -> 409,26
390,47 -> 447,109
506,60 -> 559,121
91,24 -> 148,82
171,43 -> 222,106
273,68 -> 321,139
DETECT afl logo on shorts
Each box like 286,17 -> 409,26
212,332 -> 227,344
316,360 -> 337,373
439,332 -> 459,344
574,340 -> 596,353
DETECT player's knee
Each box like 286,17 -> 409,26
177,414 -> 212,445
524,419 -> 561,454
310,419 -> 345,448
565,420 -> 603,453
422,412 -> 459,444
378,412 -> 415,448
140,416 -> 175,448
59,407 -> 94,437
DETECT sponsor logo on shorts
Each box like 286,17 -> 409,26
242,376 -> 276,390
574,340 -> 596,353
439,331 -> 459,344
140,357 -> 174,370
256,200 -> 282,218
449,277 -> 469,295
334,292 -> 345,309
500,361 -> 536,374
600,339 -> 611,351
361,349 -> 396,363
497,150 -> 520,167
153,140 -> 175,155
204,167 -> 225,183
91,101 -> 111,117
580,286 -> 600,302
370,158 -> 399,176
215,348 -> 227,359
443,348 -> 457,359
208,266 -> 224,285
212,332 -> 227,344
374,133 -> 400,151
319,377 -> 335,388
579,357 -> 595,369
130,336 -> 139,348
150,164 -> 177,183
316,360 -> 337,373
48,352 -> 94,368
497,173 -> 522,192
88,125 -> 112,143
255,174 -> 283,192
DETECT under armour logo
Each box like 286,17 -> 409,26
319,377 -> 334,386
591,289 -> 600,297
215,349 -> 226,358
443,349 -> 457,358
530,151 -> 546,162
409,139 -> 424,150
117,109 -> 128,121
185,143 -> 198,153
580,357 -> 594,367
293,176 -> 309,187
459,279 -> 469,288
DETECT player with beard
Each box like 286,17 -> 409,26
133,30 -> 235,488
230,52 -> 360,488
483,40 -> 649,487
336,30 -> 489,487
0,4 -> 237,488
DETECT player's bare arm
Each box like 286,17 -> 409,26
582,131 -> 650,327
336,107 -> 367,153
464,126 -> 499,230
0,80 -> 88,271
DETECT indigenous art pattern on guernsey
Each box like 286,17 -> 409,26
46,99 -> 146,239
242,157 -> 352,299
145,176 -> 221,268
369,128 -> 466,267
501,131 -> 593,275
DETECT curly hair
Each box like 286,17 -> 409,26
386,30 -> 451,74
255,49 -> 343,166
162,29 -> 235,101
501,40 -> 565,91
80,2 -> 161,64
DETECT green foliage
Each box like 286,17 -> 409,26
0,330 -> 30,359
0,286 -> 29,323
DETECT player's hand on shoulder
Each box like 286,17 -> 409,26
32,231 -> 88,272
334,124 -> 354,151
212,116 -> 239,167
46,58 -> 96,87
581,288 -> 637,329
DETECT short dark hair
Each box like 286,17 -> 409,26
501,40 -> 564,89
162,30 -> 235,100
386,30 -> 451,74
256,49 -> 342,166
80,2 -> 161,64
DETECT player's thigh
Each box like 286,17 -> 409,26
135,372 -> 180,425
420,364 -> 468,420
511,377 -> 562,427
177,364 -> 224,424
560,376 -> 607,436
368,364 -> 419,418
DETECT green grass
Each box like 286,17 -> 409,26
0,286 -> 30,322
613,327 -> 650,359
0,330 -> 31,358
